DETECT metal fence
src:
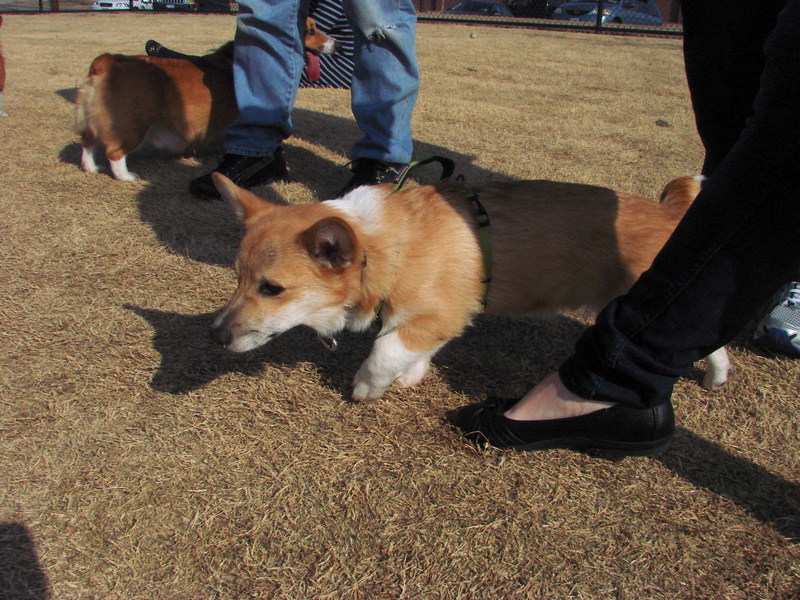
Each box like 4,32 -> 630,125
0,0 -> 682,37
0,0 -> 234,12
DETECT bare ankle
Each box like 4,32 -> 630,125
503,373 -> 614,421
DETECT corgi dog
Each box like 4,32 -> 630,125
0,16 -> 7,117
74,18 -> 338,181
210,174 -> 730,401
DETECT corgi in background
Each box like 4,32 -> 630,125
209,174 -> 730,401
74,18 -> 338,180
0,16 -> 7,117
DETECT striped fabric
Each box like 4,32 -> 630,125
300,0 -> 354,89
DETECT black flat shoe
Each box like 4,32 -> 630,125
450,397 -> 675,456
189,149 -> 289,199
145,39 -> 197,62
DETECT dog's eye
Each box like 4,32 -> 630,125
258,281 -> 285,297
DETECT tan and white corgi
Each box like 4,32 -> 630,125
74,18 -> 338,181
210,174 -> 729,401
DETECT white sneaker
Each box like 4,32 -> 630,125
753,281 -> 800,357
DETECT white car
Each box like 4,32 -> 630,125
92,0 -> 153,9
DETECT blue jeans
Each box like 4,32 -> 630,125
559,0 -> 800,408
226,0 -> 419,164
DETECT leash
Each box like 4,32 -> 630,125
392,155 -> 455,191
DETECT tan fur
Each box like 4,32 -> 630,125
212,175 -> 729,400
74,18 -> 336,178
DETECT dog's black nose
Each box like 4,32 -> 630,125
210,325 -> 232,347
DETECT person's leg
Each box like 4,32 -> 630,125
682,0 -> 786,175
453,0 -> 800,451
681,0 -> 800,358
337,0 -> 419,195
225,0 -> 306,156
189,0 -> 303,198
524,0 -> 800,410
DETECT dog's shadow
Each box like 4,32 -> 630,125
124,301 -> 585,398
125,304 -> 367,395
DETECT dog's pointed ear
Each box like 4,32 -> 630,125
213,173 -> 275,222
300,217 -> 358,270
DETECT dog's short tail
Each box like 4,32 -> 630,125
73,79 -> 101,143
73,54 -> 117,141
659,175 -> 704,219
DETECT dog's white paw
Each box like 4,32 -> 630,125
0,109 -> 8,117
352,366 -> 390,401
115,172 -> 140,182
352,378 -> 388,402
396,359 -> 430,388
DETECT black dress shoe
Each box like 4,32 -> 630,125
450,397 -> 675,456
336,157 -> 407,197
189,149 -> 289,199
145,39 -> 163,56
145,39 -> 194,61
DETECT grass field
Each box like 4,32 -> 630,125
1,12 -> 798,600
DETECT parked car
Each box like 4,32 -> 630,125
443,1 -> 514,17
194,0 -> 234,11
92,0 -> 153,9
152,0 -> 233,11
508,0 -> 569,18
551,0 -> 662,26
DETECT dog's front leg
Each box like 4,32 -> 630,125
352,330 -> 438,401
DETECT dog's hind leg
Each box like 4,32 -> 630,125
701,347 -> 730,390
80,140 -> 100,174
108,156 -> 138,181
105,146 -> 138,181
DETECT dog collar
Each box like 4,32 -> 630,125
317,333 -> 338,351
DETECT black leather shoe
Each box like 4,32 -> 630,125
336,158 -> 407,197
145,39 -> 193,61
189,149 -> 289,199
450,397 -> 675,456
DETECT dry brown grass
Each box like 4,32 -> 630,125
1,12 -> 799,600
